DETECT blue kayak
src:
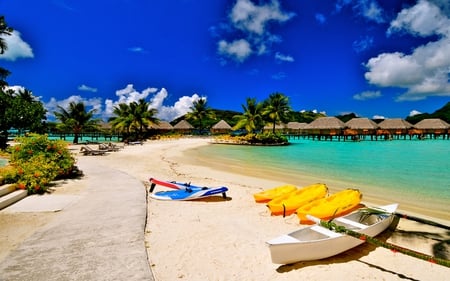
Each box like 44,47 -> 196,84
150,186 -> 228,201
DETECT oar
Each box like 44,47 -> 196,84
394,211 -> 450,230
307,215 -> 450,268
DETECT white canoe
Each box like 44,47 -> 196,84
266,204 -> 398,264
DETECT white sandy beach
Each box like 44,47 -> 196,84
93,137 -> 449,280
1,137 -> 449,280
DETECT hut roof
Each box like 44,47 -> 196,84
173,120 -> 194,129
306,117 -> 345,129
413,118 -> 450,129
287,122 -> 308,130
212,120 -> 232,130
149,121 -> 173,130
345,118 -> 378,129
378,118 -> 412,129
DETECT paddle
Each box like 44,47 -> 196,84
393,211 -> 450,230
307,215 -> 450,268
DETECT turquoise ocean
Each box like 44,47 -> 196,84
186,138 -> 449,216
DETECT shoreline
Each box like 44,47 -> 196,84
181,140 -> 449,222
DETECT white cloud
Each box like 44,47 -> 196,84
230,0 -> 294,35
105,85 -> 200,121
353,90 -> 381,100
388,0 -> 449,37
352,35 -> 374,53
335,0 -> 385,23
360,0 -> 385,23
409,110 -> 422,116
46,85 -> 201,122
218,39 -> 252,62
0,31 -> 34,61
78,84 -> 98,93
216,0 -> 295,63
151,89 -> 202,121
45,95 -> 103,120
274,52 -> 294,63
372,114 -> 385,119
4,85 -> 26,95
128,47 -> 147,53
315,13 -> 326,24
364,0 -> 450,101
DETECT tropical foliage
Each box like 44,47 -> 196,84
0,16 -> 13,88
0,134 -> 77,194
232,97 -> 265,133
262,92 -> 292,133
54,101 -> 100,144
185,98 -> 216,132
108,99 -> 159,141
0,88 -> 47,149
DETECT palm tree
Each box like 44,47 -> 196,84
129,99 -> 159,137
185,98 -> 215,133
0,16 -> 13,88
54,101 -> 100,144
232,97 -> 264,133
108,99 -> 159,140
109,103 -> 133,136
262,92 -> 292,133
0,16 -> 13,54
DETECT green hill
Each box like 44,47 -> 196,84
406,102 -> 450,124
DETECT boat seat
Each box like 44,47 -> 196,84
334,217 -> 368,229
311,225 -> 342,238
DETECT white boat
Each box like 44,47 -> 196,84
266,204 -> 398,264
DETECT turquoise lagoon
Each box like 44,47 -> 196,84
187,138 -> 450,216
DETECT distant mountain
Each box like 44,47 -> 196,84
406,102 -> 450,124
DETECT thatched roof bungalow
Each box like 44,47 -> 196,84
211,120 -> 232,134
305,117 -> 345,137
377,118 -> 412,135
149,121 -> 173,130
414,118 -> 450,133
173,120 -> 194,134
286,122 -> 308,134
345,118 -> 379,135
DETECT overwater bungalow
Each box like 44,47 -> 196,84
413,118 -> 450,139
286,122 -> 308,135
304,117 -> 346,140
377,119 -> 413,140
345,118 -> 379,140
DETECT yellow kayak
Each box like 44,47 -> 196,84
296,189 -> 362,224
267,183 -> 328,216
253,184 -> 298,203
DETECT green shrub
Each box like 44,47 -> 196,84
6,134 -> 77,194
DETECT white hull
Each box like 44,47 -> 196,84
266,204 -> 398,264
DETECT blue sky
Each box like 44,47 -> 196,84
1,0 -> 449,121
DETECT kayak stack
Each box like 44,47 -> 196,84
253,184 -> 362,223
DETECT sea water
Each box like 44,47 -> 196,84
187,138 -> 450,215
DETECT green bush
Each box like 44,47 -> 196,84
5,134 -> 77,194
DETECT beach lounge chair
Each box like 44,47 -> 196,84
80,145 -> 107,156
98,143 -> 121,152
